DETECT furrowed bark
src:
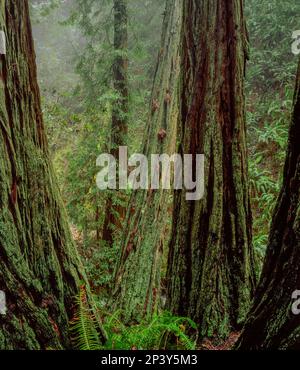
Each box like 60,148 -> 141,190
166,0 -> 256,338
0,0 -> 104,349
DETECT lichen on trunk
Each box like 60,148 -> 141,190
112,0 -> 183,323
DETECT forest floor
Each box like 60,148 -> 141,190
199,332 -> 241,350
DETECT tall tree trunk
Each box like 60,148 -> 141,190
112,0 -> 182,323
102,0 -> 129,246
0,0 -> 104,349
236,60 -> 300,350
166,0 -> 256,339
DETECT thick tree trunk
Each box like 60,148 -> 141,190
102,0 -> 129,246
112,0 -> 182,323
166,0 -> 256,339
0,0 -> 104,349
236,60 -> 300,350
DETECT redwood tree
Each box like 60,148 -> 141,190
102,0 -> 129,246
112,0 -> 182,322
236,59 -> 300,350
0,1 -> 104,349
166,0 -> 256,338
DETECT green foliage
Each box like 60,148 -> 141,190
74,309 -> 197,350
102,311 -> 198,350
83,241 -> 118,295
245,0 -> 299,93
70,286 -> 102,350
247,88 -> 293,268
70,289 -> 198,350
245,0 -> 299,271
30,0 -> 61,22
68,0 -> 164,151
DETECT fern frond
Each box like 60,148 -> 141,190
70,286 -> 102,350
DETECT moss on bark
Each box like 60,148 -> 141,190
0,0 -> 104,349
112,0 -> 182,323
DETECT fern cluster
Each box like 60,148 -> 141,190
102,310 -> 198,350
247,88 -> 292,272
70,291 -> 198,350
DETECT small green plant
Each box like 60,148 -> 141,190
70,286 -> 102,350
102,310 -> 198,350
70,290 -> 198,350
